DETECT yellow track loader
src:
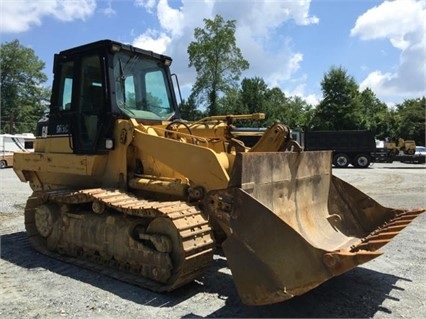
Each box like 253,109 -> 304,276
385,138 -> 416,155
13,40 -> 424,305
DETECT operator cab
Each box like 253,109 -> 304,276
42,40 -> 179,154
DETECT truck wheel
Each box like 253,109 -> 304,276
333,154 -> 349,168
353,154 -> 370,168
0,160 -> 6,169
406,149 -> 415,155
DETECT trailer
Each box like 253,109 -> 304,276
374,147 -> 426,164
396,154 -> 426,164
234,129 -> 377,168
290,130 -> 377,168
0,133 -> 35,168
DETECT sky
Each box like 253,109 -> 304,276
1,0 -> 425,107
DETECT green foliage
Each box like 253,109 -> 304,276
262,87 -> 288,126
218,88 -> 246,115
282,96 -> 313,130
188,15 -> 249,116
216,79 -> 314,129
1,39 -> 49,134
312,66 -> 363,130
262,89 -> 313,129
395,97 -> 425,145
179,95 -> 205,121
359,88 -> 389,138
184,18 -> 423,143
381,109 -> 400,141
240,77 -> 268,114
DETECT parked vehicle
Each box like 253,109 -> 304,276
12,40 -> 425,306
0,133 -> 35,168
292,130 -> 376,168
375,142 -> 425,164
415,146 -> 426,156
385,138 -> 416,155
237,130 -> 376,168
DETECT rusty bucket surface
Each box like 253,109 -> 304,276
219,151 -> 424,305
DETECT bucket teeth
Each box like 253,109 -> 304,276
208,152 -> 425,305
351,209 -> 425,252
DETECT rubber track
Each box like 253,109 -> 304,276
24,188 -> 216,292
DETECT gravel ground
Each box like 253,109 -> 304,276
0,162 -> 425,319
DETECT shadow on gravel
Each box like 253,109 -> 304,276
0,231 -> 195,308
193,265 -> 408,318
1,231 -> 407,318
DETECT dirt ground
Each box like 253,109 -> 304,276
1,162 -> 425,319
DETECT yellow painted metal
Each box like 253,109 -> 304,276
128,176 -> 189,198
132,125 -> 230,191
248,122 -> 290,152
33,136 -> 73,153
12,116 -> 425,306
189,113 -> 265,127
13,152 -> 107,175
13,151 -> 108,191
1,153 -> 13,167
204,151 -> 425,305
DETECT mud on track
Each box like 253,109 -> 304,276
1,162 -> 425,318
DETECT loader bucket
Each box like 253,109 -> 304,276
213,151 -> 424,305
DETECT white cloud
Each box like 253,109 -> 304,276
102,1 -> 116,17
350,0 -> 423,50
0,0 -> 96,33
282,73 -> 320,106
132,29 -> 171,54
286,83 -> 320,106
130,0 -> 318,98
209,0 -> 318,37
134,0 -> 157,13
266,52 -> 304,88
0,0 -> 319,104
303,93 -> 320,106
351,0 -> 426,99
156,0 -> 184,36
51,0 -> 96,22
102,7 -> 116,17
359,71 -> 395,95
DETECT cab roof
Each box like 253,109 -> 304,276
58,39 -> 173,63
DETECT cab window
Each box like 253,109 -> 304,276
58,61 -> 74,111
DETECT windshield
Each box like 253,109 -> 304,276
113,51 -> 175,120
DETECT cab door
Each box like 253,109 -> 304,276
74,54 -> 105,153
49,52 -> 107,154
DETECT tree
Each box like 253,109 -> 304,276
395,97 -> 425,145
284,96 -> 313,130
359,88 -> 389,138
240,77 -> 268,114
217,88 -> 245,115
312,66 -> 363,130
262,88 -> 312,129
263,87 -> 288,126
179,95 -> 205,121
188,15 -> 249,116
1,39 -> 49,134
381,108 -> 400,142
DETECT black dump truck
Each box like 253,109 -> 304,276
234,129 -> 377,168
293,130 -> 377,168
